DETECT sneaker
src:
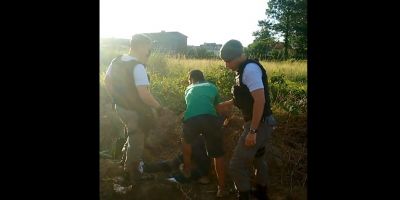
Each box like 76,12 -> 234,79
171,171 -> 191,183
138,161 -> 144,174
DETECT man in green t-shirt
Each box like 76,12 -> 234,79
182,69 -> 227,198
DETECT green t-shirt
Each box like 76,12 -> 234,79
183,81 -> 221,121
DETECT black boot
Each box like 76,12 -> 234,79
253,184 -> 269,200
238,191 -> 251,200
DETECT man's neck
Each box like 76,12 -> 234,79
236,57 -> 248,71
128,53 -> 145,63
191,80 -> 205,85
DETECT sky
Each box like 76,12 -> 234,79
100,0 -> 268,47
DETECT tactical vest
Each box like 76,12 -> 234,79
232,59 -> 273,122
104,56 -> 154,130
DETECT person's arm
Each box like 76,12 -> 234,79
133,64 -> 162,110
214,89 -> 222,106
250,89 -> 265,131
244,89 -> 265,147
221,99 -> 234,106
241,63 -> 265,146
216,99 -> 234,114
136,85 -> 161,109
214,88 -> 226,114
216,99 -> 234,126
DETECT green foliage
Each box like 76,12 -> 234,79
246,39 -> 273,60
249,0 -> 307,60
269,74 -> 307,114
185,47 -> 216,59
99,44 -> 307,115
99,45 -> 307,199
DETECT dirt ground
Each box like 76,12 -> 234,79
100,105 -> 307,200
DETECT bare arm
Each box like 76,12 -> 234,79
250,88 -> 265,131
216,99 -> 234,115
136,85 -> 161,109
244,88 -> 265,147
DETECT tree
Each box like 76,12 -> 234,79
246,39 -> 273,60
255,0 -> 307,60
185,47 -> 214,59
246,20 -> 275,60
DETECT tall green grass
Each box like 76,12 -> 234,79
100,50 -> 307,114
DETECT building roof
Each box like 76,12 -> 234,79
144,31 -> 188,38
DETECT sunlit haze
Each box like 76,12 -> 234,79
100,0 -> 268,47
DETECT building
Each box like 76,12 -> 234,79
143,31 -> 188,54
199,43 -> 222,56
100,38 -> 130,51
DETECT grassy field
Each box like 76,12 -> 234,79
100,52 -> 306,114
99,48 -> 307,200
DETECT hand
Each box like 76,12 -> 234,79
222,99 -> 234,108
244,132 -> 256,147
216,100 -> 233,116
